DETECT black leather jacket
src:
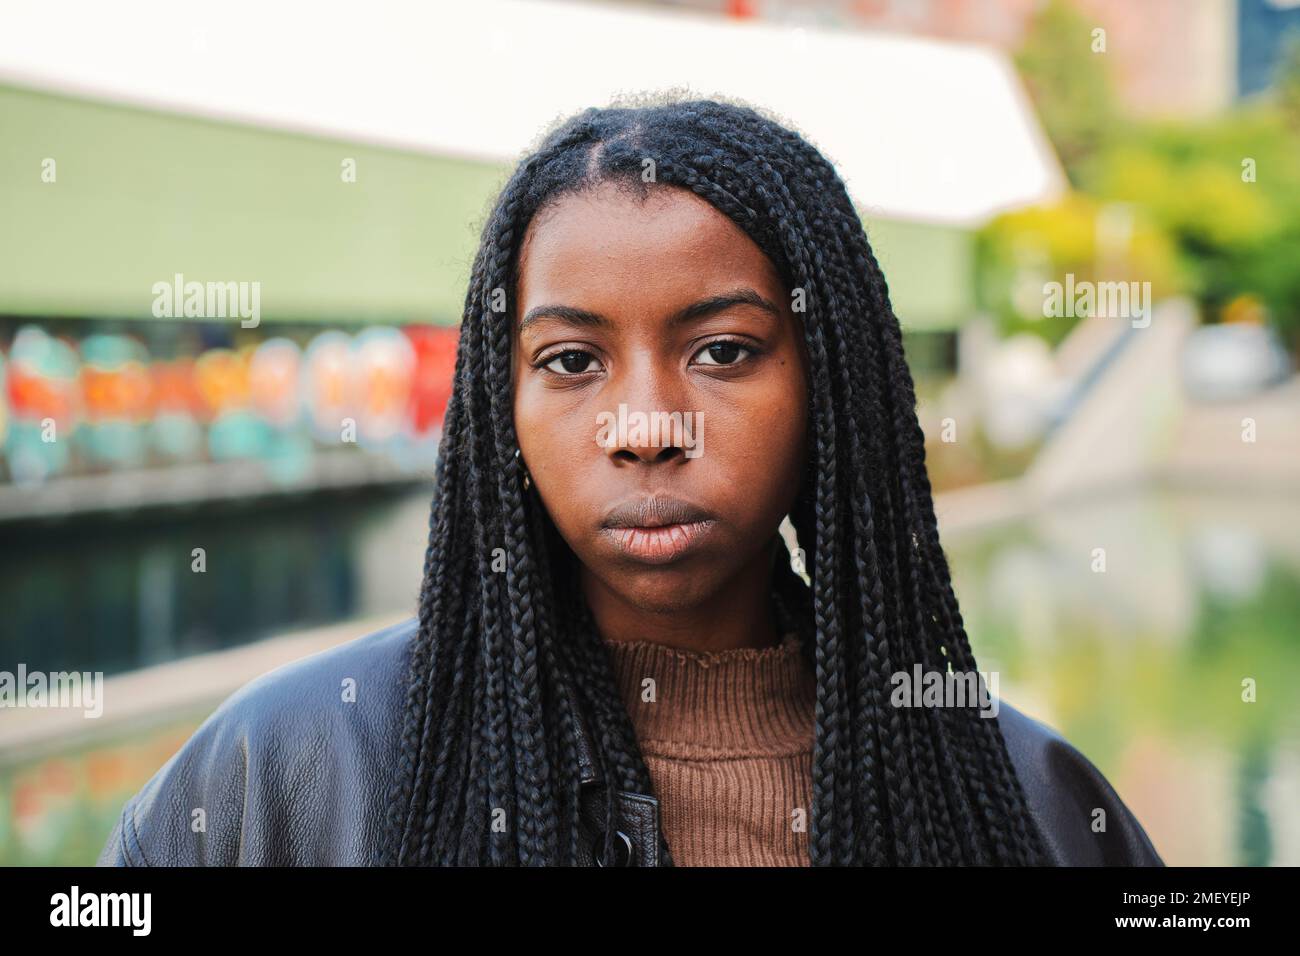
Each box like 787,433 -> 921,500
96,616 -> 1164,867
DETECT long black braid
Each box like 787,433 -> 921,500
384,92 -> 1052,866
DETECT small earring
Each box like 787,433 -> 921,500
514,446 -> 531,491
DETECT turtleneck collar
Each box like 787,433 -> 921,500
600,632 -> 816,759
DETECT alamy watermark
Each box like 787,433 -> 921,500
1043,273 -> 1150,328
151,272 -> 261,327
50,886 -> 150,935
890,663 -> 999,718
0,664 -> 104,718
595,403 -> 703,458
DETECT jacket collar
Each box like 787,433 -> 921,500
563,685 -> 662,865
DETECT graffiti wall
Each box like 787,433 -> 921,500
0,320 -> 460,486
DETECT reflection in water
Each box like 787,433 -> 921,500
1239,738 -> 1271,868
0,485 -> 434,675
946,485 -> 1300,867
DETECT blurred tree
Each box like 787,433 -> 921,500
991,4 -> 1300,351
975,193 -> 1179,346
1015,0 -> 1118,185
1087,108 -> 1300,347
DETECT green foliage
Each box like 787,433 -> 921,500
987,1 -> 1300,348
975,192 -> 1179,346
1084,106 -> 1300,343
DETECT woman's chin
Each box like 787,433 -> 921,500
600,567 -> 722,614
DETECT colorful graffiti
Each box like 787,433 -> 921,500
1,323 -> 459,484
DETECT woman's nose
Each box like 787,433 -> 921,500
596,364 -> 700,465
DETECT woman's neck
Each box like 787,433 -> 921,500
579,536 -> 784,653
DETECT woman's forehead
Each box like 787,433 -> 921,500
516,185 -> 786,312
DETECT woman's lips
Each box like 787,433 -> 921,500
600,519 -> 716,564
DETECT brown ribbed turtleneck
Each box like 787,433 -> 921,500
601,632 -> 815,866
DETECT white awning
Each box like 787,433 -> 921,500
0,0 -> 1066,227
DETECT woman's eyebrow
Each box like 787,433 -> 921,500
519,287 -> 781,336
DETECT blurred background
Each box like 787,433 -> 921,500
1,0 -> 1297,866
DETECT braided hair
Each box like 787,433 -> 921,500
384,92 -> 1051,866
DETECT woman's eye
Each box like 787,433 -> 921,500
693,340 -> 751,366
543,349 -> 601,375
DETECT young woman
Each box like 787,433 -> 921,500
99,95 -> 1163,867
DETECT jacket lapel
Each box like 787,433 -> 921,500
565,686 -> 662,865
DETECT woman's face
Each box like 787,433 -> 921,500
512,180 -> 809,614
